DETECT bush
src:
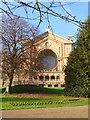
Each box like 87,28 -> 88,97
0,87 -> 6,94
64,17 -> 90,98
11,85 -> 64,94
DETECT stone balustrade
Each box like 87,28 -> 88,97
11,79 -> 64,87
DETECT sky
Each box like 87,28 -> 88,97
38,2 -> 88,42
1,1 -> 89,42
26,2 -> 88,42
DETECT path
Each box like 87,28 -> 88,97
2,106 -> 88,118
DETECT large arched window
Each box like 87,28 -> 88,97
37,49 -> 57,70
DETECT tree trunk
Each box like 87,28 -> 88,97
29,69 -> 32,80
9,75 -> 13,94
4,72 -> 14,94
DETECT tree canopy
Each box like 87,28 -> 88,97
64,17 -> 90,98
1,15 -> 39,94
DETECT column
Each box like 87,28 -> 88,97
43,75 -> 45,80
58,60 -> 60,71
55,75 -> 56,81
58,83 -> 61,88
52,84 -> 54,88
37,75 -> 39,81
49,75 -> 50,81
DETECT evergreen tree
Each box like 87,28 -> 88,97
64,17 -> 90,97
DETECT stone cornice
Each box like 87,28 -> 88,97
33,31 -> 73,44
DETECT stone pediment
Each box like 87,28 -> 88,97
33,31 -> 73,45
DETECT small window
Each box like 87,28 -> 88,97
39,84 -> 44,87
45,42 -> 51,47
56,76 -> 59,80
34,76 -> 37,80
45,76 -> 49,81
39,76 -> 43,80
48,84 -> 52,87
61,84 -> 65,87
51,76 -> 55,81
54,84 -> 58,87
66,48 -> 69,53
59,47 -> 60,54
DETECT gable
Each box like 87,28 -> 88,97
33,31 -> 73,46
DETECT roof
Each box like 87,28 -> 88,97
23,31 -> 73,47
32,31 -> 73,44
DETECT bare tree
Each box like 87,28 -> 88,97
0,1 -> 87,31
21,39 -> 38,81
1,15 -> 39,94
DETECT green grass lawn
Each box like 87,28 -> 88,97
0,85 -> 88,110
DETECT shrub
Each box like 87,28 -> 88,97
64,17 -> 90,98
0,87 -> 6,94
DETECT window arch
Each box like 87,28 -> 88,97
34,76 -> 37,80
51,76 -> 55,81
56,76 -> 59,80
66,47 -> 69,53
45,76 -> 49,81
39,76 -> 43,80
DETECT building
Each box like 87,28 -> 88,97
12,27 -> 73,88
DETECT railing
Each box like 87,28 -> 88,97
34,70 -> 63,73
12,79 -> 63,86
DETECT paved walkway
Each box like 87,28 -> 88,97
2,106 -> 88,118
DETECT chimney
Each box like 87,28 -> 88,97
68,36 -> 73,42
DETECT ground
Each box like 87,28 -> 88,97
0,85 -> 89,118
2,106 -> 88,118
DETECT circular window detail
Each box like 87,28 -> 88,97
37,49 -> 57,70
45,42 -> 51,47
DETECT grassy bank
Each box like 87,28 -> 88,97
1,85 -> 88,110
1,94 -> 88,110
